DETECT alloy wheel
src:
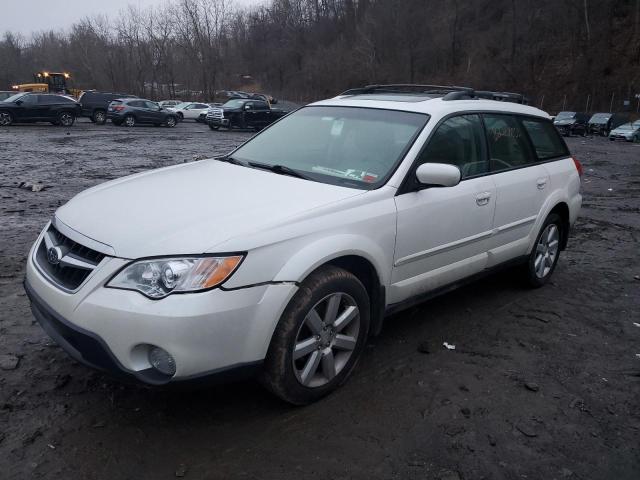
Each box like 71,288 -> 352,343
94,111 -> 106,123
534,224 -> 560,278
0,112 -> 12,126
60,113 -> 74,126
124,116 -> 135,127
292,292 -> 360,388
166,117 -> 176,127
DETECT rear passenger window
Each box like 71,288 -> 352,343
417,114 -> 487,178
520,118 -> 569,160
483,114 -> 535,172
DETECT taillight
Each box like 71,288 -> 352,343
113,105 -> 125,112
572,156 -> 583,177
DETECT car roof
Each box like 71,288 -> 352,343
311,94 -> 550,119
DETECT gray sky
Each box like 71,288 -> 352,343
0,0 -> 264,36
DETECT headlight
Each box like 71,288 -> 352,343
107,255 -> 243,299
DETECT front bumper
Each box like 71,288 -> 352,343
207,117 -> 230,126
609,134 -> 633,141
24,234 -> 298,385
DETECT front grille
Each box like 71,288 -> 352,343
35,224 -> 106,291
207,108 -> 223,119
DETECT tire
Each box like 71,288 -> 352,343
0,111 -> 14,126
208,124 -> 219,131
92,110 -> 107,125
58,112 -> 75,127
523,213 -> 563,288
165,116 -> 177,128
261,265 -> 370,405
124,115 -> 136,127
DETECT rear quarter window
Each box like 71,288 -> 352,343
520,118 -> 569,160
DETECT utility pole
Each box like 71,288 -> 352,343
609,92 -> 615,113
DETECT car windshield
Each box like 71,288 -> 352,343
589,113 -> 611,123
173,102 -> 189,109
223,99 -> 247,108
3,93 -> 26,102
231,106 -> 429,189
556,112 -> 575,120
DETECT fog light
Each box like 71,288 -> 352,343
148,346 -> 176,376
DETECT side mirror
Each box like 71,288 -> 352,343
415,163 -> 461,188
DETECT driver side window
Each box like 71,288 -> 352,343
416,114 -> 487,179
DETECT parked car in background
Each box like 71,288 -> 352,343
206,98 -> 288,130
216,90 -> 277,105
587,112 -> 627,136
0,91 -> 15,101
608,122 -> 640,142
24,84 -> 581,405
78,91 -> 137,124
167,102 -> 211,121
0,92 -> 81,126
198,103 -> 222,123
159,100 -> 182,108
553,111 -> 589,136
107,98 -> 179,127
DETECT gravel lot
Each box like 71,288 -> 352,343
1,120 -> 639,480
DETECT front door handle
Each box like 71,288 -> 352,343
536,178 -> 547,190
475,192 -> 492,206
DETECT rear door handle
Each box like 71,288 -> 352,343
475,192 -> 492,206
536,178 -> 547,189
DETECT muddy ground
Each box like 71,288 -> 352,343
0,120 -> 638,480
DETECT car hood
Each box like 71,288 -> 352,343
611,127 -> 633,134
55,160 -> 365,259
554,119 -> 575,126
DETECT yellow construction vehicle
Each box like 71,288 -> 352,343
12,71 -> 80,97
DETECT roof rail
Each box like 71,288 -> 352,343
341,83 -> 529,105
340,84 -> 474,96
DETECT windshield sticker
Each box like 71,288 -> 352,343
330,119 -> 345,136
312,166 -> 379,183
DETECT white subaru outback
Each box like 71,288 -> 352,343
25,85 -> 582,404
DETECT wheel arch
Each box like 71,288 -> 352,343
548,202 -> 570,250
272,237 -> 390,337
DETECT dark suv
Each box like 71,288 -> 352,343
107,99 -> 179,127
0,93 -> 81,126
78,91 -> 136,124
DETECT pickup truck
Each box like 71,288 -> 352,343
205,99 -> 288,130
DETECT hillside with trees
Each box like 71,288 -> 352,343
1,0 -> 639,112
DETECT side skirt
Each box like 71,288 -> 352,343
384,255 -> 528,317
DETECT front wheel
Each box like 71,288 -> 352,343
92,110 -> 107,125
58,112 -> 75,127
524,213 -> 563,288
165,116 -> 177,128
208,124 -> 219,131
261,265 -> 370,405
0,111 -> 14,126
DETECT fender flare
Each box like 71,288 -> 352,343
272,234 -> 390,288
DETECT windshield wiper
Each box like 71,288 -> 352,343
247,162 -> 312,180
215,155 -> 245,166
